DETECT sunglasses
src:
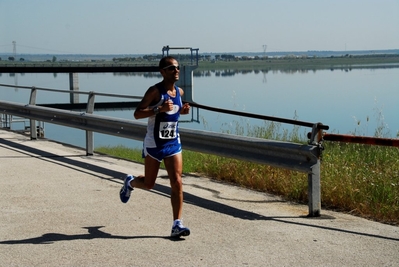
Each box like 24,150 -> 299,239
162,65 -> 180,71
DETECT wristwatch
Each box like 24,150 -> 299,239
153,107 -> 160,115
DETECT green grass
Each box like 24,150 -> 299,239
96,119 -> 399,225
321,142 -> 399,223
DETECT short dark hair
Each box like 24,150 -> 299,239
159,56 -> 177,69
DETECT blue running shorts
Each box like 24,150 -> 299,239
142,143 -> 182,162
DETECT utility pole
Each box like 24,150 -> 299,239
262,44 -> 267,57
263,45 -> 267,55
12,41 -> 16,58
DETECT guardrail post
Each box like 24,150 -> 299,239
29,87 -> 37,140
308,160 -> 321,216
85,92 -> 95,156
307,123 -> 324,216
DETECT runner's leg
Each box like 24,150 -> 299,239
164,153 -> 183,220
131,155 -> 160,190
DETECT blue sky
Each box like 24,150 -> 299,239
1,0 -> 398,54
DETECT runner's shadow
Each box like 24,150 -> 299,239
0,226 -> 185,245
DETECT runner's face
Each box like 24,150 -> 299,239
161,59 -> 179,81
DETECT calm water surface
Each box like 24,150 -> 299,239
1,67 -> 398,149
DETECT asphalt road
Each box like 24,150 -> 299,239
0,129 -> 398,267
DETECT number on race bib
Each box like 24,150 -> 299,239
160,129 -> 175,138
159,122 -> 177,139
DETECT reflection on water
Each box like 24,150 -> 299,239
1,66 -> 398,149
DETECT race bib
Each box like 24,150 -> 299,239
159,122 -> 177,139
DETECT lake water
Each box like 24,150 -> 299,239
1,66 -> 398,149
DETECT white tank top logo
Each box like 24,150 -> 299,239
165,104 -> 180,115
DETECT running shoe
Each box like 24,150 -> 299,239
119,174 -> 134,203
171,223 -> 190,238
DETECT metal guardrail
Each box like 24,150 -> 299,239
0,98 -> 323,217
0,99 -> 319,168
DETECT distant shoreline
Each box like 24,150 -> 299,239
196,55 -> 399,71
1,53 -> 399,71
1,49 -> 398,61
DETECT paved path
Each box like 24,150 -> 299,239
0,129 -> 398,267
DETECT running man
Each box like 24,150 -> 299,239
119,56 -> 191,238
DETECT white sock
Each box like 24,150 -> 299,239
173,219 -> 182,227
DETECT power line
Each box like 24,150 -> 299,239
1,43 -> 74,54
16,44 -> 72,53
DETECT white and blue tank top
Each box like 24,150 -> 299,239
144,82 -> 182,148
